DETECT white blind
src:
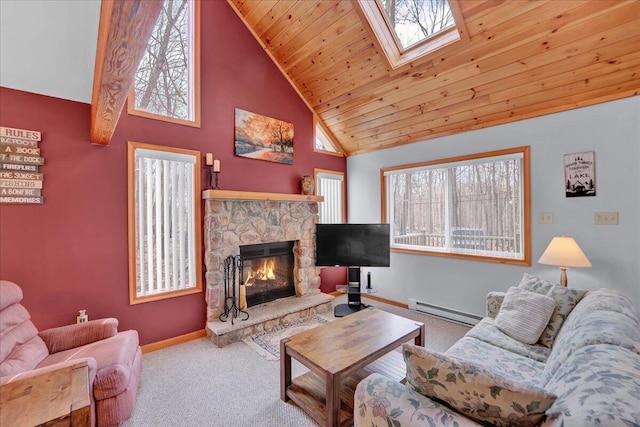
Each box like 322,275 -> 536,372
135,151 -> 196,296
317,172 -> 344,224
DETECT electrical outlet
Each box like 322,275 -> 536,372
594,212 -> 619,225
539,212 -> 553,224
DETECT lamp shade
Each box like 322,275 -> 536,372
538,237 -> 592,268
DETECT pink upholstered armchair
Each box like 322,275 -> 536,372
0,280 -> 142,427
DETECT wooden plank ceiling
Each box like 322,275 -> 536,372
228,0 -> 640,156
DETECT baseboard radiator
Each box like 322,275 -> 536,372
408,299 -> 482,326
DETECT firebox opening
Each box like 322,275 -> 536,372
240,241 -> 296,308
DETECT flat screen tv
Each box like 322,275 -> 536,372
315,223 -> 390,267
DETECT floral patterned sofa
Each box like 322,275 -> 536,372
355,274 -> 640,426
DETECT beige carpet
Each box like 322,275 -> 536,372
121,295 -> 470,427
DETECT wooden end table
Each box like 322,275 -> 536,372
280,308 -> 425,427
0,360 -> 91,427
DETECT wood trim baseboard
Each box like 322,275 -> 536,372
141,329 -> 207,354
330,289 -> 409,310
362,293 -> 409,310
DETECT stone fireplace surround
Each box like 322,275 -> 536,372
203,190 -> 333,346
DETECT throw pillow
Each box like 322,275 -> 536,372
518,273 -> 587,347
495,287 -> 556,344
403,344 -> 557,427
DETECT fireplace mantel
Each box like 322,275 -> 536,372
202,189 -> 323,203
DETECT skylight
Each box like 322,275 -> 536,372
356,0 -> 464,69
377,0 -> 455,51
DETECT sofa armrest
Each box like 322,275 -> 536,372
38,318 -> 118,354
486,291 -> 506,318
354,373 -> 481,427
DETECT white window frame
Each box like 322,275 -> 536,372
127,141 -> 202,304
382,146 -> 531,266
315,169 -> 345,224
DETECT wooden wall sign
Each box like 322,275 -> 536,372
0,126 -> 44,204
564,151 -> 596,198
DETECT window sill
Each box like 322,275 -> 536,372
129,286 -> 203,305
391,247 -> 530,266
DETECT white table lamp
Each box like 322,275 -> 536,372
538,236 -> 591,286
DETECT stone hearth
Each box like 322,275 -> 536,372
206,293 -> 333,347
202,190 -> 333,346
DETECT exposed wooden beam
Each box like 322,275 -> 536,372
90,0 -> 163,145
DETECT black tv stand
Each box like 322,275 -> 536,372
334,267 -> 366,317
334,301 -> 366,317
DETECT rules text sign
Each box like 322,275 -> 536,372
0,126 -> 44,204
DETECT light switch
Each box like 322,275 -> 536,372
539,212 -> 553,224
594,212 -> 619,225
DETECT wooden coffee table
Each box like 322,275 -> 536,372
280,308 -> 425,427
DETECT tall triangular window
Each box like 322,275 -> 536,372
314,119 -> 344,157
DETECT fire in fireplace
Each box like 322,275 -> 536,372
239,241 -> 296,308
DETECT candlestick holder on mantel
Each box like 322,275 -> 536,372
210,169 -> 220,190
205,153 -> 220,190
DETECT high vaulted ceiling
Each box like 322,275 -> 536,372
229,0 -> 640,156
2,1 -> 638,155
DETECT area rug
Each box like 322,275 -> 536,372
243,315 -> 332,361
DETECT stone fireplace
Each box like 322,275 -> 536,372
203,190 -> 333,346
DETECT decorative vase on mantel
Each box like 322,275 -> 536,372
301,175 -> 314,195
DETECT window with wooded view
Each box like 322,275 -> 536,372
128,0 -> 200,127
378,0 -> 455,50
382,147 -> 530,265
357,0 -> 462,69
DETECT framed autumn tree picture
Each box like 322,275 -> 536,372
234,108 -> 294,165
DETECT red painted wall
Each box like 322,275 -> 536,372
0,1 -> 345,345
319,267 -> 348,294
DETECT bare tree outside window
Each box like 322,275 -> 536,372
378,0 -> 455,49
384,148 -> 530,264
132,0 -> 194,122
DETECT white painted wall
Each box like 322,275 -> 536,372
0,0 -> 100,103
349,97 -> 640,315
